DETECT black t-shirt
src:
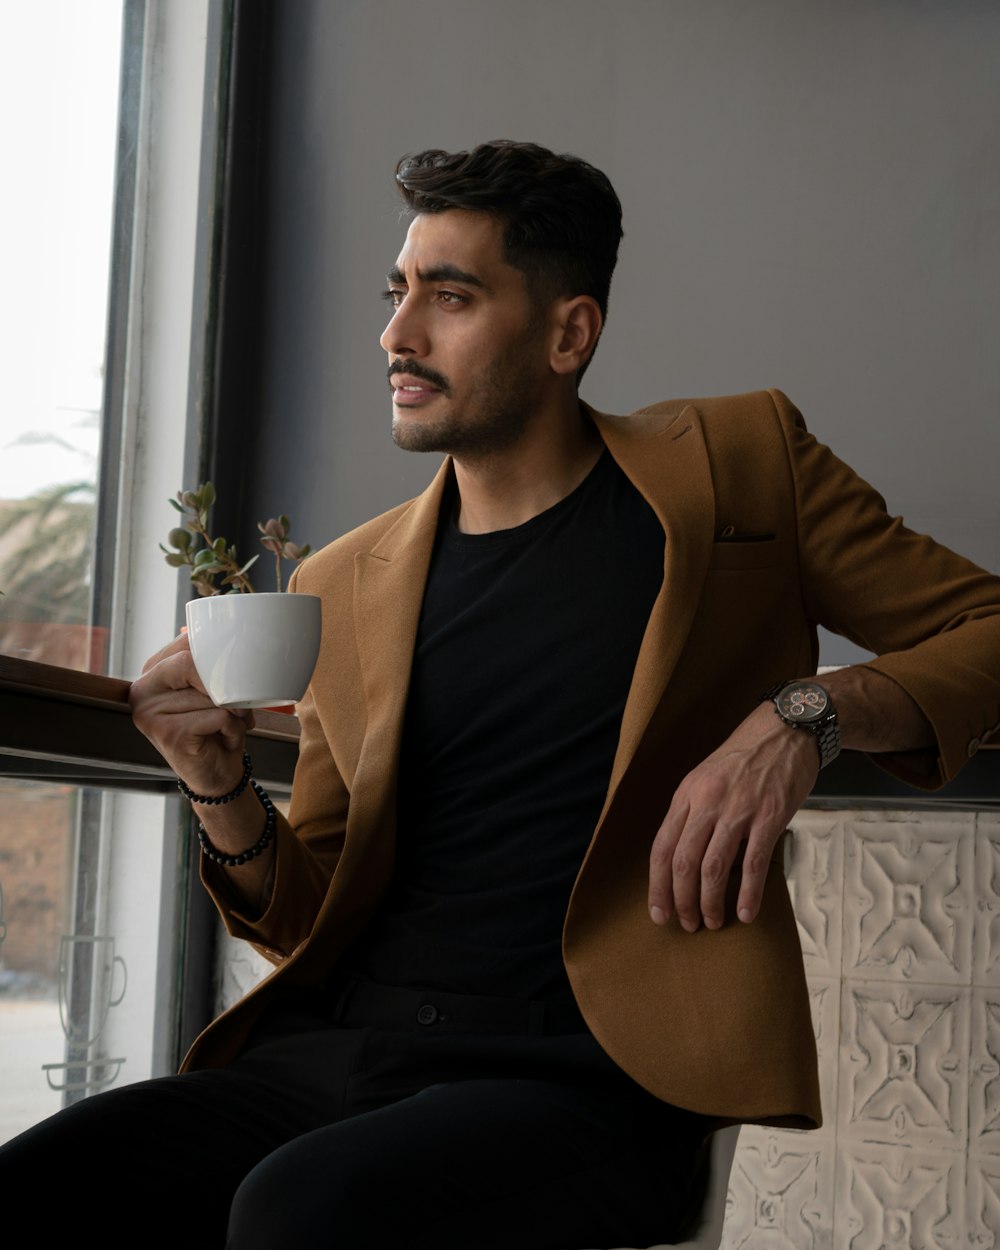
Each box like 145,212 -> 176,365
346,450 -> 665,1002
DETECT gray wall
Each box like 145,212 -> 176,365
246,0 -> 1000,664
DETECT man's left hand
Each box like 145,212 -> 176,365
647,703 -> 818,932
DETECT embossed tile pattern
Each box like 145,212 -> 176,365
721,809 -> 997,1249
726,1128 -> 833,1249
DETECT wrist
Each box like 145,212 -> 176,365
177,753 -> 252,805
759,679 -> 841,769
196,782 -> 276,867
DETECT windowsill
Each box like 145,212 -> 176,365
0,655 -> 300,796
0,653 -> 996,807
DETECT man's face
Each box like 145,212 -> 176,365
380,210 -> 550,459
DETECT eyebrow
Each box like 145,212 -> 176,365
386,263 -> 490,291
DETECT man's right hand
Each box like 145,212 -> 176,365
129,632 -> 255,798
130,634 -> 278,911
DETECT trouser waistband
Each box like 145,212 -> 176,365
328,975 -> 588,1037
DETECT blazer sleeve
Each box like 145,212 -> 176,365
770,388 -> 1000,787
198,679 -> 349,961
199,565 -> 352,962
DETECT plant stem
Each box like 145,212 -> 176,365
190,517 -> 254,593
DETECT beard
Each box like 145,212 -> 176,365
390,334 -> 543,463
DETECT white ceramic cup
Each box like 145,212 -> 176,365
185,592 -> 322,708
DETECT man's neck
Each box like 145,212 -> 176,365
452,401 -> 603,535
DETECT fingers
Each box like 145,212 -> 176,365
734,819 -> 780,925
648,704 -> 819,933
647,797 -> 684,926
137,699 -> 243,756
133,645 -> 217,720
130,640 -> 254,791
140,631 -> 192,675
649,798 -> 745,933
649,786 -> 785,931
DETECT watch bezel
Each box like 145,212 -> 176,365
774,681 -> 831,725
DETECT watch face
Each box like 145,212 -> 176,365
776,682 -> 830,723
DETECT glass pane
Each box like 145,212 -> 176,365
0,2 -> 123,671
0,779 -> 177,1142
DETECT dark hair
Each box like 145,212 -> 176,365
394,140 -> 623,323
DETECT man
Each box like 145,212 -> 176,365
3,140 -> 999,1249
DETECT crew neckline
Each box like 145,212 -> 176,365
444,449 -> 613,548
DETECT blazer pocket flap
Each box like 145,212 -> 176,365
709,533 -> 779,570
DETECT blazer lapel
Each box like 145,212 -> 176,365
346,404 -> 716,831
349,459 -> 452,822
590,403 -> 716,797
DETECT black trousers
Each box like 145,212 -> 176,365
0,987 -> 706,1249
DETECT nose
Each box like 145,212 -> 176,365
380,295 -> 428,358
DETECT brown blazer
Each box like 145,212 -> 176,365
184,389 -> 1000,1131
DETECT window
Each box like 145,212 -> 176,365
0,0 -> 228,1142
0,2 -> 122,672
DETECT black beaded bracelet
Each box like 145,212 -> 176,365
177,752 -> 252,806
197,781 -> 276,867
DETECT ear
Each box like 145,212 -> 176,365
548,296 -> 603,376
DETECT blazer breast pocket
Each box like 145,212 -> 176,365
708,532 -> 779,570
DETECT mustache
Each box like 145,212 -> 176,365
387,360 -> 451,396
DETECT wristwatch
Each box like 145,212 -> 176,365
759,679 -> 841,769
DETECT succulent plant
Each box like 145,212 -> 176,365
161,483 -> 312,595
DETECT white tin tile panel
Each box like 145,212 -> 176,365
974,814 -> 1000,988
971,990 -> 1000,1155
835,1143 -> 965,1250
968,1152 -> 1000,1249
215,929 -> 272,1013
722,808 -> 998,1249
725,1127 -> 834,1249
809,975 -> 841,1133
838,981 -> 970,1153
785,811 -> 845,980
842,812 -> 974,986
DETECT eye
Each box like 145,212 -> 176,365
437,290 -> 467,306
380,288 -> 405,308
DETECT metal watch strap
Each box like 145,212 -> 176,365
810,717 -> 842,769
